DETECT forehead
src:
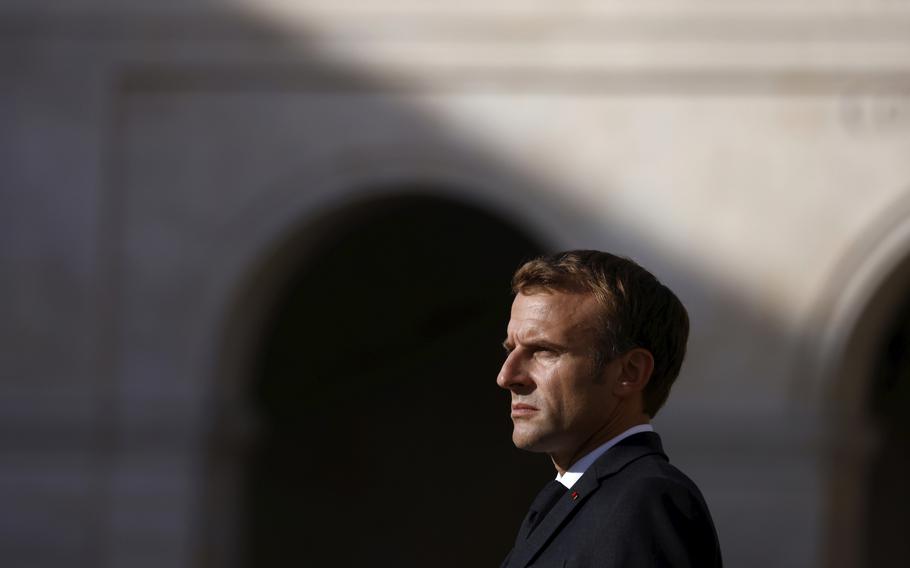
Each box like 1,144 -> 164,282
507,291 -> 600,343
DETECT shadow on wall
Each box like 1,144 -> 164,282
173,8 -> 802,566
6,2 -> 909,568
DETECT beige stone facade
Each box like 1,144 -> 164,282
3,1 -> 910,566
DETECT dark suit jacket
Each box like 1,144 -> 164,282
501,432 -> 722,568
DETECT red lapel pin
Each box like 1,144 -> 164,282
571,491 -> 579,501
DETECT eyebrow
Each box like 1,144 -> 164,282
502,337 -> 566,352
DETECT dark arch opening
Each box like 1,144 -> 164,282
243,191 -> 552,567
864,285 -> 910,566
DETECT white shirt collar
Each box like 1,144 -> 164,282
555,424 -> 654,489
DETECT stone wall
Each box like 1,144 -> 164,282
3,1 -> 910,566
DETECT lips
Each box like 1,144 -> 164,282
511,403 -> 539,417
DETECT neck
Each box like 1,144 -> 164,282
550,412 -> 650,476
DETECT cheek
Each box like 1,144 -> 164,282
555,366 -> 604,417
546,369 -> 583,417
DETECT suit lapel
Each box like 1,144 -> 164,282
505,472 -> 600,568
506,432 -> 668,568
515,480 -> 567,541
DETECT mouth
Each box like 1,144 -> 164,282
511,403 -> 539,418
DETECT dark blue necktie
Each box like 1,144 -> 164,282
524,479 -> 567,536
501,480 -> 569,568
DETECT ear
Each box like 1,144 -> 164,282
613,348 -> 654,398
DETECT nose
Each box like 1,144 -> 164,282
497,349 -> 533,392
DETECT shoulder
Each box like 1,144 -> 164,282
587,457 -> 723,566
625,454 -> 705,494
607,454 -> 712,518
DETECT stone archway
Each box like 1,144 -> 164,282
863,281 -> 910,566
816,199 -> 910,568
211,190 -> 554,567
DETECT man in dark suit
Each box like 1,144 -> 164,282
498,250 -> 722,567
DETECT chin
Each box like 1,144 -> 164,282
512,428 -> 551,453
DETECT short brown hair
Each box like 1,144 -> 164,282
511,250 -> 689,417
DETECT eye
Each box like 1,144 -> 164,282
534,348 -> 558,359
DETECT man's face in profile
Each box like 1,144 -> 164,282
497,291 -> 621,462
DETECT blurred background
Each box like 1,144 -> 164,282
2,0 -> 910,566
